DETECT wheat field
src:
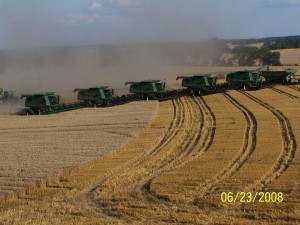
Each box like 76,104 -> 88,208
0,101 -> 158,197
273,48 -> 300,66
0,84 -> 299,224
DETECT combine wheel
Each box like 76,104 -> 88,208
282,79 -> 287,85
192,89 -> 201,96
243,84 -> 250,91
257,82 -> 262,89
26,109 -> 34,115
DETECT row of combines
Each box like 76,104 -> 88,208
0,67 -> 297,115
18,80 -> 190,115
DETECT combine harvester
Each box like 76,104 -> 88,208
74,86 -> 139,107
125,80 -> 191,100
261,68 -> 299,85
225,70 -> 263,90
19,92 -> 86,115
19,81 -> 190,115
176,74 -> 226,95
0,88 -> 20,104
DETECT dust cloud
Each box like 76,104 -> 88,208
0,45 -> 172,94
0,42 -> 226,99
0,1 -> 226,105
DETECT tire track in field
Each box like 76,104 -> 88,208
81,96 -> 205,220
241,91 -> 297,190
80,98 -> 184,215
195,91 -> 257,197
269,87 -> 298,99
287,85 -> 300,92
62,98 -> 183,220
140,96 -> 203,202
142,95 -> 216,203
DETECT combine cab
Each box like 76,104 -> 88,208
125,80 -> 189,100
74,86 -> 139,107
176,74 -> 225,95
261,68 -> 298,85
226,70 -> 262,90
20,92 -> 85,115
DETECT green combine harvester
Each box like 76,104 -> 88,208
261,68 -> 298,85
0,88 -> 20,104
19,92 -> 86,115
226,70 -> 262,90
125,80 -> 190,100
176,74 -> 226,95
74,86 -> 139,107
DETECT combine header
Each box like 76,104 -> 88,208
74,86 -> 139,107
261,68 -> 298,85
125,80 -> 190,101
0,88 -> 20,104
226,70 -> 262,90
19,92 -> 85,115
176,74 -> 226,95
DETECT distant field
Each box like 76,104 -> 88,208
273,48 -> 300,66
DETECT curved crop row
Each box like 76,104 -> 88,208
195,92 -> 257,197
144,95 -> 216,204
241,91 -> 297,190
287,85 -> 300,92
269,87 -> 298,99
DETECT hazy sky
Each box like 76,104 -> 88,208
0,0 -> 300,49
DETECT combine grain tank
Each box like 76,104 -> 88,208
20,92 -> 85,115
125,80 -> 190,100
176,74 -> 226,95
74,86 -> 139,107
74,86 -> 114,106
261,68 -> 298,84
226,70 -> 262,90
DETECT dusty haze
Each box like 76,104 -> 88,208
0,43 -> 227,97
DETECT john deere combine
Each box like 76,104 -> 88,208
226,70 -> 262,90
125,80 -> 190,100
261,68 -> 298,85
176,74 -> 226,95
0,88 -> 20,104
74,86 -> 139,107
20,92 -> 85,115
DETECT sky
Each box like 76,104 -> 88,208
0,0 -> 300,50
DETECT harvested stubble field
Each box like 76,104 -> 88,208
0,85 -> 300,224
272,48 -> 300,66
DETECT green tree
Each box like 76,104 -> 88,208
228,46 -> 280,66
